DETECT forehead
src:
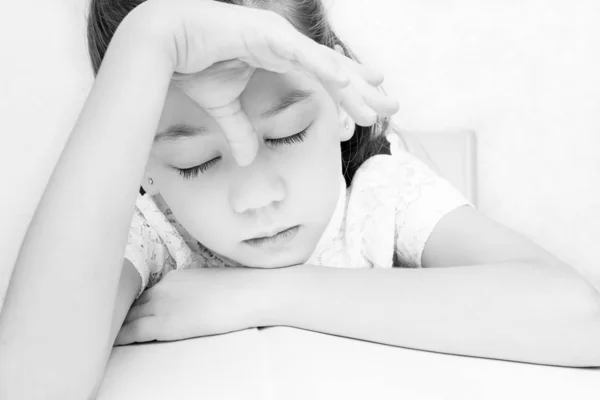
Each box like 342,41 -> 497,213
156,68 -> 328,136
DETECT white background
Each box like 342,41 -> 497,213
1,0 -> 599,306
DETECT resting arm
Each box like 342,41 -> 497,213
259,207 -> 600,367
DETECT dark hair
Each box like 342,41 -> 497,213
86,0 -> 393,192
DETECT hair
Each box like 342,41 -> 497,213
86,0 -> 395,193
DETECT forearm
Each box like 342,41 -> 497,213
264,262 -> 600,367
0,17 -> 173,399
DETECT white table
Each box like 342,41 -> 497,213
98,327 -> 600,400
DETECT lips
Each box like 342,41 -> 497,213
243,225 -> 300,247
248,226 -> 295,240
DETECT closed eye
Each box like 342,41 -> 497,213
266,127 -> 309,147
177,157 -> 221,180
176,125 -> 311,180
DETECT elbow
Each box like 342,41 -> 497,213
566,275 -> 600,319
570,277 -> 600,367
541,261 -> 600,367
559,275 -> 600,319
556,311 -> 600,368
536,258 -> 600,318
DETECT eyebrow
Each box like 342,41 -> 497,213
154,88 -> 315,143
259,88 -> 315,119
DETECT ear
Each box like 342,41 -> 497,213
140,173 -> 160,196
338,110 -> 355,142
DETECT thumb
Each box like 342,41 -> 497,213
205,100 -> 258,166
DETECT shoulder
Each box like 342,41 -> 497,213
349,146 -> 434,209
351,133 -> 471,208
348,133 -> 473,268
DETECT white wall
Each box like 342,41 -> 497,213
0,0 -> 598,308
326,0 -> 600,280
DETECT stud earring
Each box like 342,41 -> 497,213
345,122 -> 350,130
148,178 -> 154,185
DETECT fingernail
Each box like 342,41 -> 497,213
235,148 -> 253,167
233,138 -> 258,167
387,100 -> 400,114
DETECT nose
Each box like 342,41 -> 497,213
229,155 -> 286,215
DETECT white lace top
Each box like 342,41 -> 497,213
125,134 -> 474,299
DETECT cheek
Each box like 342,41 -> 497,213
284,124 -> 343,214
159,180 -> 233,245
306,121 -> 342,177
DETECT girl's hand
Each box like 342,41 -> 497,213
114,266 -> 272,345
128,0 -> 399,166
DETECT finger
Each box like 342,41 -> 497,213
205,99 -> 259,167
298,42 -> 351,87
114,317 -> 158,346
333,52 -> 385,86
267,30 -> 350,87
238,27 -> 295,74
355,79 -> 400,117
240,12 -> 349,86
124,302 -> 154,324
322,79 -> 377,127
340,99 -> 377,127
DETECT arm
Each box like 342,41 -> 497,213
0,17 -> 172,399
89,260 -> 142,399
261,207 -> 600,367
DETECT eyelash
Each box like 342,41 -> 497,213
176,128 -> 309,180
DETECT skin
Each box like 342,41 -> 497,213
141,67 -> 353,268
104,1 -> 600,371
0,4 -> 399,399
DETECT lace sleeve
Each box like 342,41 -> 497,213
124,195 -> 171,299
386,134 -> 474,268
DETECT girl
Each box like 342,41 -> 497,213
2,0 -> 600,398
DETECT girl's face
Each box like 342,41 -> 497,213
143,68 -> 347,268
